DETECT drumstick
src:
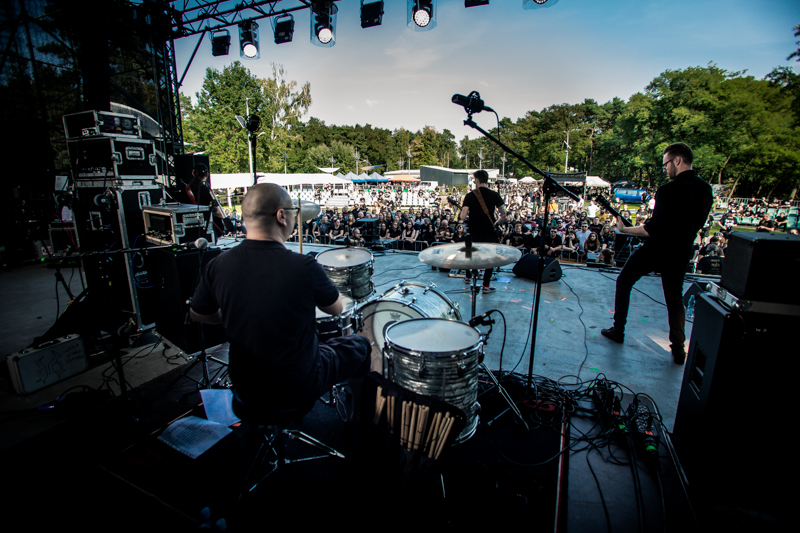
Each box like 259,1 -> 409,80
425,411 -> 442,455
435,415 -> 456,460
408,403 -> 419,451
432,413 -> 451,460
414,406 -> 429,452
427,411 -> 445,458
373,394 -> 385,426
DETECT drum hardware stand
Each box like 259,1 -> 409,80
166,317 -> 230,397
460,102 -> 580,393
468,307 -> 529,431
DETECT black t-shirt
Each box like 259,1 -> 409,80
191,240 -> 339,407
698,256 -> 723,275
463,186 -> 504,241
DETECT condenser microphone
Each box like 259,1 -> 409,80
452,92 -> 495,114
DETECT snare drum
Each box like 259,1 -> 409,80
315,296 -> 360,342
384,318 -> 483,443
358,281 -> 461,376
316,248 -> 374,302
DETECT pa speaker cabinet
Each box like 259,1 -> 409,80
673,293 -> 791,527
720,232 -> 800,303
149,247 -> 227,355
512,255 -> 562,283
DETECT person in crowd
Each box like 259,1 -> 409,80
453,223 -> 468,244
350,228 -> 366,248
561,226 -> 580,256
756,213 -> 776,233
543,227 -> 563,257
436,220 -> 454,243
330,218 -> 345,244
401,221 -> 418,250
696,243 -> 723,275
583,232 -> 602,254
575,221 -> 592,251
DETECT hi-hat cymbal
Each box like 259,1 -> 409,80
419,242 -> 522,270
297,200 -> 320,221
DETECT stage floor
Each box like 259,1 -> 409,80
0,240 -> 709,531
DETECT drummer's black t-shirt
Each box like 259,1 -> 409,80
191,240 -> 339,407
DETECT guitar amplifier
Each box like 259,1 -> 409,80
6,335 -> 87,394
720,232 -> 800,304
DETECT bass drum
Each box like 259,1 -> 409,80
358,282 -> 461,375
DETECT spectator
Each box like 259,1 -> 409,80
543,227 -> 563,257
401,221 -> 418,250
756,213 -> 776,233
697,244 -> 723,275
584,232 -> 602,254
575,222 -> 592,250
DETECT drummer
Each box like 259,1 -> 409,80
190,183 -> 371,420
460,170 -> 507,293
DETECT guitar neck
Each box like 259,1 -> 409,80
596,195 -> 633,227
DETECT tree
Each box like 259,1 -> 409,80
183,62 -> 311,174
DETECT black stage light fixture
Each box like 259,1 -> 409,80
311,1 -> 338,48
245,114 -> 261,133
361,1 -> 384,28
408,0 -> 436,31
274,14 -> 294,44
211,29 -> 231,56
239,20 -> 260,59
465,0 -> 489,7
523,0 -> 560,8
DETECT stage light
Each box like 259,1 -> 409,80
522,0 -> 560,9
239,21 -> 260,59
361,1 -> 384,29
310,1 -> 338,48
273,14 -> 294,44
245,114 -> 261,133
408,0 -> 436,32
465,0 -> 489,7
211,30 -> 231,56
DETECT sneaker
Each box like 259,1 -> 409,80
672,347 -> 687,365
601,327 -> 624,343
482,286 -> 496,293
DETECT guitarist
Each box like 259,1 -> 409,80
460,170 -> 507,293
600,143 -> 712,365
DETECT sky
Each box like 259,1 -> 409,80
173,0 -> 800,140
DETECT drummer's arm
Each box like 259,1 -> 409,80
319,294 -> 344,317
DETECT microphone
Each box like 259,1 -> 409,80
468,311 -> 494,328
184,237 -> 209,250
452,92 -> 495,114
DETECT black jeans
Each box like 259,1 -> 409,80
613,247 -> 686,350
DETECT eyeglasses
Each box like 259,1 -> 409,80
662,158 -> 675,171
271,206 -> 301,216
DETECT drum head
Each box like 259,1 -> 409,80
316,248 -> 372,267
386,318 -> 480,353
315,296 -> 355,319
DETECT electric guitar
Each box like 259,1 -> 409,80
595,195 -> 633,228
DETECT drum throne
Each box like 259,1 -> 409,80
232,389 -> 345,498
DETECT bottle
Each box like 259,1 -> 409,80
686,295 -> 695,319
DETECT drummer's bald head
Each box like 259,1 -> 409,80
242,183 -> 290,230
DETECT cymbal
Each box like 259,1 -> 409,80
419,242 -> 522,270
297,200 -> 320,221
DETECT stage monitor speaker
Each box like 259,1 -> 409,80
149,247 -> 227,355
672,293 -> 791,528
356,218 -> 379,237
721,232 -> 800,304
682,280 -> 709,306
512,255 -> 562,283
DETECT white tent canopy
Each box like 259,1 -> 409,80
256,173 -> 351,187
209,173 -> 258,189
586,176 -> 611,188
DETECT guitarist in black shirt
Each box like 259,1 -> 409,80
600,143 -> 713,365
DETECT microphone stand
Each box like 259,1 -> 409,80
462,114 -> 581,392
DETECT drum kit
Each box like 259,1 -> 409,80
304,199 -> 523,443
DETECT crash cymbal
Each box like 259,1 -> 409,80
298,200 -> 321,221
419,242 -> 522,270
